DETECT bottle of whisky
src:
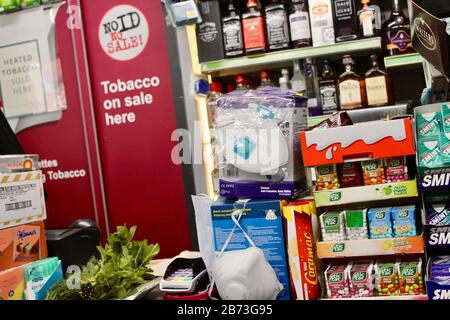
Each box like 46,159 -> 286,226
319,60 -> 339,114
338,55 -> 367,109
365,54 -> 392,107
289,0 -> 312,48
382,0 -> 414,56
305,58 -> 323,116
223,0 -> 244,57
265,0 -> 291,51
357,0 -> 380,38
332,0 -> 359,42
242,0 -> 267,55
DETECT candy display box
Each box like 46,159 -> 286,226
299,118 -> 415,167
210,198 -> 291,300
0,170 -> 46,230
282,199 -> 320,300
0,222 -> 48,271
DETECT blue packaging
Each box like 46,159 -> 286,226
391,206 -> 417,238
211,198 -> 291,300
367,207 -> 393,239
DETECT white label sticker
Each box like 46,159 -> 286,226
98,5 -> 149,61
0,180 -> 42,221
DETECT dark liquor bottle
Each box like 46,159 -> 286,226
338,55 -> 367,109
332,0 -> 359,42
223,0 -> 244,57
289,0 -> 312,48
242,0 -> 267,55
365,54 -> 393,107
382,0 -> 414,56
319,60 -> 339,114
357,0 -> 380,38
265,0 -> 291,51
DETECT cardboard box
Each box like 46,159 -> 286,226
0,222 -> 48,272
216,88 -> 308,198
409,0 -> 450,78
283,199 -> 321,300
308,0 -> 335,47
299,118 -> 415,167
211,198 -> 291,300
0,170 -> 46,230
0,265 -> 26,300
195,0 -> 225,63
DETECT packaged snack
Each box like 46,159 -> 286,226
368,207 -> 393,239
344,209 -> 368,240
384,157 -> 409,183
426,203 -> 450,226
325,263 -> 351,298
348,260 -> 375,298
320,211 -> 346,241
315,164 -> 340,190
390,206 -> 417,238
418,139 -> 441,167
417,112 -> 442,139
375,260 -> 400,296
442,104 -> 450,133
338,162 -> 363,188
362,159 -> 386,185
440,133 -> 450,164
399,258 -> 424,295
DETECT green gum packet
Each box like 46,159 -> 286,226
417,112 -> 442,139
440,133 -> 450,164
418,139 -> 441,167
441,104 -> 450,133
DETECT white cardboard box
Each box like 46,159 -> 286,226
0,170 -> 46,229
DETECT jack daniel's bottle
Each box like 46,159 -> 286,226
265,0 -> 291,51
223,0 -> 244,57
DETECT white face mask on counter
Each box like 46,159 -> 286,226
210,200 -> 283,300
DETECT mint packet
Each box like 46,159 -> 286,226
440,132 -> 450,164
417,112 -> 442,139
441,104 -> 450,133
418,138 -> 441,167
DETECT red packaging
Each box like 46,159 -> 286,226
338,162 -> 363,188
242,17 -> 266,50
283,200 -> 320,300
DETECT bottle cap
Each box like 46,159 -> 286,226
236,74 -> 245,84
260,70 -> 270,80
342,55 -> 354,65
194,79 -> 210,95
247,0 -> 257,7
210,82 -> 223,93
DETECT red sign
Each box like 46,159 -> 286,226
80,0 -> 192,257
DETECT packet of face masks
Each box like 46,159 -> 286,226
418,138 -> 441,167
417,112 -> 442,139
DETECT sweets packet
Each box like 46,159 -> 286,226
417,112 -> 442,139
442,104 -> 450,132
426,203 -> 450,226
368,207 -> 393,239
315,165 -> 340,190
398,258 -> 424,295
324,263 -> 351,298
347,260 -> 375,298
374,259 -> 400,296
390,206 -> 417,238
440,132 -> 450,164
418,138 -> 441,167
362,159 -> 386,185
338,162 -> 363,188
344,209 -> 368,240
320,211 -> 346,241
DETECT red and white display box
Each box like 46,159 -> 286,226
299,118 -> 415,167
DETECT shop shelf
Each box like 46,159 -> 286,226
316,235 -> 424,259
322,294 -> 428,300
313,179 -> 418,208
201,38 -> 381,75
384,53 -> 423,69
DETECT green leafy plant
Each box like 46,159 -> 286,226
46,225 -> 160,300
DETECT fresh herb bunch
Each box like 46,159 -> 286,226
46,225 -> 160,300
